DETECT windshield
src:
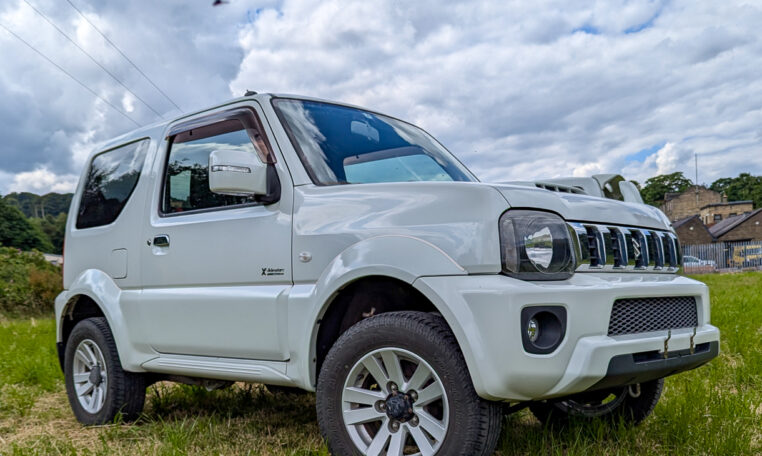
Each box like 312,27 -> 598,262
272,98 -> 476,185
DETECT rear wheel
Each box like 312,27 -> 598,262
530,378 -> 664,426
317,311 -> 502,456
64,317 -> 146,425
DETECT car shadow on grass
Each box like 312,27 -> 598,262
144,382 -> 318,425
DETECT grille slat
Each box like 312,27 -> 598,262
608,296 -> 698,336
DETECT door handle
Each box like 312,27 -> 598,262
153,234 -> 170,248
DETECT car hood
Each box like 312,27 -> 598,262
490,183 -> 671,231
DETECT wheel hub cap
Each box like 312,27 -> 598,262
88,365 -> 103,386
385,391 -> 415,422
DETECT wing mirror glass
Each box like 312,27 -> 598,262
208,149 -> 268,196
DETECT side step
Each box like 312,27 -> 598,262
142,354 -> 293,386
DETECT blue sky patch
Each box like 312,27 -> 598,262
573,25 -> 600,35
624,10 -> 661,34
626,142 -> 666,163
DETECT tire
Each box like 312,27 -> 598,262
530,378 -> 664,427
316,311 -> 502,456
64,317 -> 146,425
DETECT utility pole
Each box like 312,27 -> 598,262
695,153 -> 699,206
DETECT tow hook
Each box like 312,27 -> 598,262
663,329 -> 672,359
628,383 -> 641,398
689,326 -> 697,354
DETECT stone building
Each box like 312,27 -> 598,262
699,201 -> 754,225
672,215 -> 714,245
709,209 -> 762,242
661,186 -> 722,222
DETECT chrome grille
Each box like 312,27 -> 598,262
568,223 -> 681,273
608,296 -> 698,336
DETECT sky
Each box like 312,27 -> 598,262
0,0 -> 760,194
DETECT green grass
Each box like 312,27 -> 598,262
1,273 -> 760,455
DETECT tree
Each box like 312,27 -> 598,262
29,212 -> 67,254
2,192 -> 73,218
710,173 -> 762,208
640,172 -> 693,207
0,198 -> 54,252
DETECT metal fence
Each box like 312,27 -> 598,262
682,241 -> 762,273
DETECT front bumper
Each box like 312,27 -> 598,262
589,340 -> 718,392
413,273 -> 720,402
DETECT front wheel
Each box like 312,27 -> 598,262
530,378 -> 664,427
317,311 -> 502,456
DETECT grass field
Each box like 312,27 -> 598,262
0,273 -> 760,455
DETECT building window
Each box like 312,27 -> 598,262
729,213 -> 737,217
714,214 -> 722,222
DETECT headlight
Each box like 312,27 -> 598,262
499,210 -> 576,280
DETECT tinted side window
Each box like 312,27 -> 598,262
76,139 -> 149,229
163,121 -> 261,214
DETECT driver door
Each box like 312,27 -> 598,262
137,104 -> 293,361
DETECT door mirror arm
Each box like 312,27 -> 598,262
256,164 -> 281,205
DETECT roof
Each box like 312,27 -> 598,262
709,208 -> 762,238
700,200 -> 753,209
672,215 -> 702,229
84,92 -> 350,162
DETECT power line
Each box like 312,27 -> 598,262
0,22 -> 141,127
63,0 -> 182,112
19,0 -> 165,119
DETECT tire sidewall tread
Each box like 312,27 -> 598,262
64,317 -> 146,425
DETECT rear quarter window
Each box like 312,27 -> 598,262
76,139 -> 150,229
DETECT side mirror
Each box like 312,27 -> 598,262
208,149 -> 268,196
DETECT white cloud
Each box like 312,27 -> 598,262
1,0 -> 762,194
230,0 -> 762,186
122,92 -> 135,113
5,167 -> 78,194
0,0 -> 251,194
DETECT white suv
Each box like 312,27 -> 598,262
56,94 -> 720,455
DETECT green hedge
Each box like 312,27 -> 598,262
0,247 -> 61,317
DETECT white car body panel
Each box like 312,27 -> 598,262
413,273 -> 717,400
55,93 -> 720,402
493,184 -> 667,229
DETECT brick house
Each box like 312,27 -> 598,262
699,201 -> 753,225
709,209 -> 762,242
661,186 -> 722,222
672,215 -> 714,245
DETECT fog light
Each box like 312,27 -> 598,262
527,318 -> 539,342
520,306 -> 567,354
